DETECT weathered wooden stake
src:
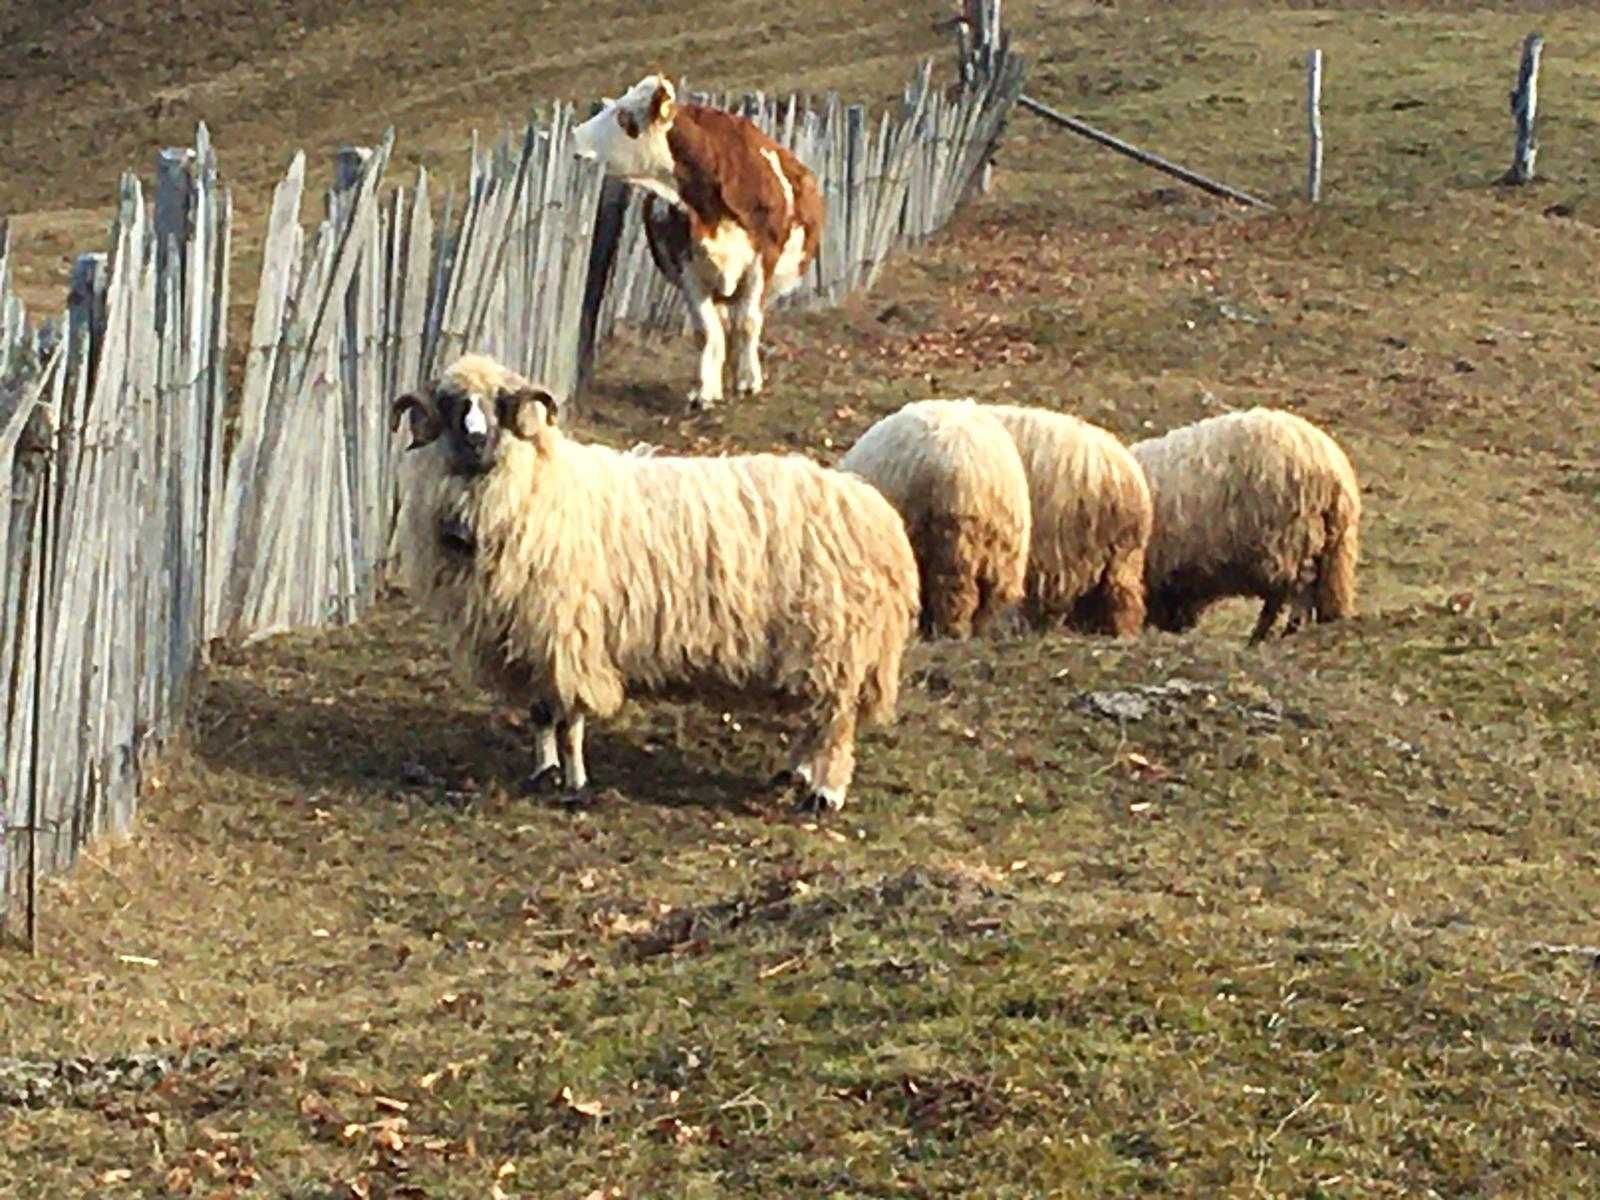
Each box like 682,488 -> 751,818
1019,94 -> 1274,209
1505,32 -> 1544,185
576,178 -> 629,403
1306,50 -> 1324,203
24,428 -> 49,958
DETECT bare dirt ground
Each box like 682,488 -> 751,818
4,2 -> 1600,1197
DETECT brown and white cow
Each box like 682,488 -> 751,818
573,74 -> 823,409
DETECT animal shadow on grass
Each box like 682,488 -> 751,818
598,378 -> 690,421
195,674 -> 774,816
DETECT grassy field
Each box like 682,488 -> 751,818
5,2 -> 1600,1196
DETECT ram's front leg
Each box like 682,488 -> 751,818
523,700 -> 560,794
556,713 -> 590,805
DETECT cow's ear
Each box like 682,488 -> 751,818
650,78 -> 676,126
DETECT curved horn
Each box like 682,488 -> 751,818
391,393 -> 442,450
496,386 -> 561,439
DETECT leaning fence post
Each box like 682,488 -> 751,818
1305,50 -> 1324,203
1504,32 -> 1544,185
576,177 -> 628,407
24,397 -> 54,958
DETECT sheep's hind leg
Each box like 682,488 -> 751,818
1284,591 -> 1314,636
556,714 -> 590,805
522,700 -> 561,795
1249,595 -> 1285,644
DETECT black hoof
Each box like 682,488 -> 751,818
793,788 -> 844,816
558,787 -> 592,808
521,766 -> 560,796
400,761 -> 439,787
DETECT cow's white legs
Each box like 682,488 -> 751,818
683,272 -> 726,410
557,713 -> 589,799
730,270 -> 767,397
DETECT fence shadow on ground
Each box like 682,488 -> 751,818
193,662 -> 777,818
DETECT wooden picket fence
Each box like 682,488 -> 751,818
0,139 -> 232,948
0,31 -> 1025,947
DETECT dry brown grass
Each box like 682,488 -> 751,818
5,2 -> 1600,1196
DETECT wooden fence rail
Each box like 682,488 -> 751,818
0,29 -> 1025,947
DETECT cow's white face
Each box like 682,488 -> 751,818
572,74 -> 679,195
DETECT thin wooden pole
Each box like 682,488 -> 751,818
25,430 -> 49,957
1505,32 -> 1544,185
576,177 -> 628,404
1018,94 -> 1274,210
1306,50 -> 1324,203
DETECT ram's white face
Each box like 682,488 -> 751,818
572,74 -> 680,196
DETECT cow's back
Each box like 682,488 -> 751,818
661,105 -> 823,295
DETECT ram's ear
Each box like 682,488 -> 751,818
496,386 -> 560,439
391,392 -> 442,449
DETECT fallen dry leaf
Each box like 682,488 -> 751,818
1122,751 -> 1171,784
372,1124 -> 406,1154
556,1086 -> 606,1118
299,1091 -> 342,1127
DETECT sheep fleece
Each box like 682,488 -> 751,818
986,403 -> 1152,635
838,399 -> 1030,639
396,427 -> 921,726
1131,406 -> 1360,626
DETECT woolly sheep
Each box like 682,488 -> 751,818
1130,406 -> 1360,642
837,399 -> 1031,640
390,354 -> 920,812
985,403 -> 1153,636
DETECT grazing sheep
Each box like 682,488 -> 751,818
390,354 -> 919,812
1130,406 -> 1360,642
985,403 -> 1153,636
837,399 -> 1030,640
